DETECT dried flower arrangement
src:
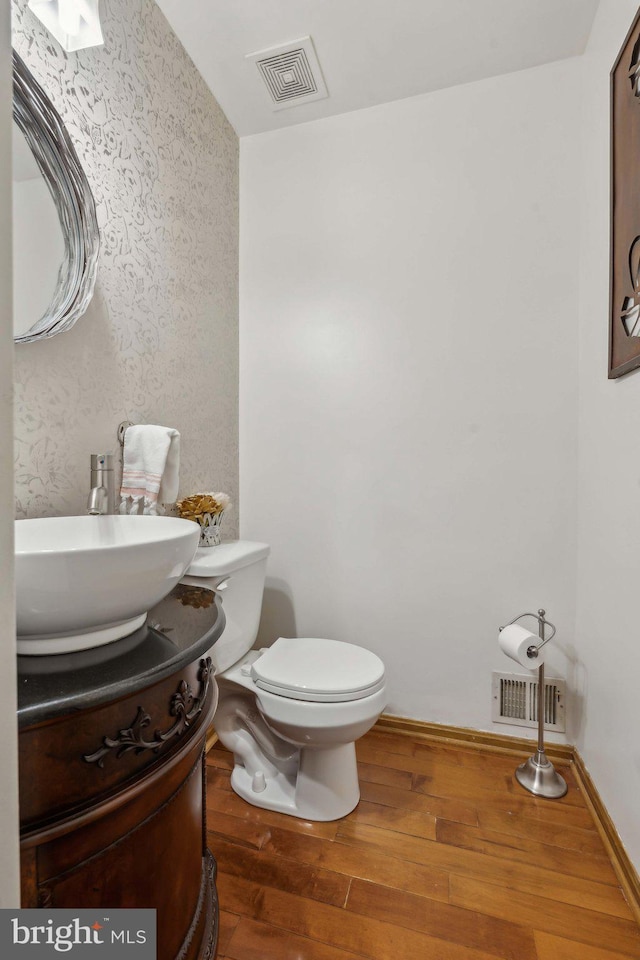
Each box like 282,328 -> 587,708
176,492 -> 231,547
176,492 -> 230,522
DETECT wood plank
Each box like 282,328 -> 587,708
212,835 -> 350,907
436,819 -> 631,919
449,875 -> 640,957
359,779 -> 478,826
225,918 -> 367,960
346,878 -> 536,960
471,792 -> 597,832
334,820 -> 624,905
206,748 -> 234,772
206,765 -> 233,792
357,760 -> 414,790
476,805 -> 606,855
534,930 -> 640,960
207,785 -> 340,840
411,765 -> 583,807
411,738 -> 574,774
412,739 -> 535,770
412,765 -> 584,807
217,872 -> 511,960
435,818 -> 621,889
217,871 -> 264,919
358,741 -> 585,806
348,799 -> 437,840
360,740 -> 530,778
260,822 -> 449,902
208,811 -> 271,850
217,911 -> 241,957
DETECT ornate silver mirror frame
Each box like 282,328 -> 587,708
13,50 -> 100,344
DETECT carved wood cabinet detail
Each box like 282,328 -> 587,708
19,656 -> 218,960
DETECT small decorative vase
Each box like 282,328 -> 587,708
199,511 -> 225,547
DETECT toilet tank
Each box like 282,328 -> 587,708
182,540 -> 270,674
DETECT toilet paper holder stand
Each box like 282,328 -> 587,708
499,608 -> 567,800
499,609 -> 556,662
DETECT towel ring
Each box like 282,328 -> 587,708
117,421 -> 134,447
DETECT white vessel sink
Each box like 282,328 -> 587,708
16,515 -> 200,655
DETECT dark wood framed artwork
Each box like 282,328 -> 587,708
610,7 -> 640,377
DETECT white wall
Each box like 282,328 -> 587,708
240,58 -> 581,737
0,0 -> 21,908
575,0 -> 640,871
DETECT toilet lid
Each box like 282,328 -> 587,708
250,637 -> 385,703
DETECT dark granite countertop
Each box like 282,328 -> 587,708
17,583 -> 224,729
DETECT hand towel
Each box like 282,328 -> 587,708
119,424 -> 180,516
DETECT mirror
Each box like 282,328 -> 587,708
12,51 -> 100,344
13,123 -> 65,338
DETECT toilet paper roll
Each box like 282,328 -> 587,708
498,623 -> 545,671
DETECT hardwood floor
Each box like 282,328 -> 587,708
206,729 -> 640,960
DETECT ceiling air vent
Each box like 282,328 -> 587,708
492,671 -> 566,733
246,37 -> 328,111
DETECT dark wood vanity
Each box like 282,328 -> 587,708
17,585 -> 224,960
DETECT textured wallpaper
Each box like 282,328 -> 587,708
12,0 -> 239,534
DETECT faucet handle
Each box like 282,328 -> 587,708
91,453 -> 114,471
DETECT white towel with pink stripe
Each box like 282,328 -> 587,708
119,424 -> 181,516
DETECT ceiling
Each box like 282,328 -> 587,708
155,0 -> 600,137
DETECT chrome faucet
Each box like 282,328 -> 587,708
87,453 -> 115,515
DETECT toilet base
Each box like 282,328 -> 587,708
230,741 -> 360,822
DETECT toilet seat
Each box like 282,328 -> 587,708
250,636 -> 385,703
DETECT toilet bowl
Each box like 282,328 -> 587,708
182,541 -> 387,821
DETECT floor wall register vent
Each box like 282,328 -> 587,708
246,37 -> 328,111
492,671 -> 566,733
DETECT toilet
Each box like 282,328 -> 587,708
182,540 -> 387,821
